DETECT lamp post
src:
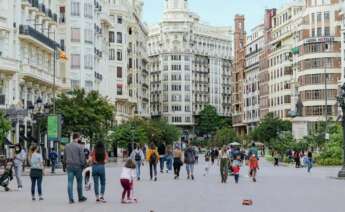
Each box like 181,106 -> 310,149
336,83 -> 345,178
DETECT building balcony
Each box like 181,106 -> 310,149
100,10 -> 113,27
0,56 -> 18,74
142,83 -> 149,89
19,25 -> 59,51
20,63 -> 65,89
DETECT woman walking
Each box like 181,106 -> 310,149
13,144 -> 26,191
29,145 -> 44,201
90,142 -> 108,203
219,146 -> 229,183
146,143 -> 160,181
306,151 -> 313,173
120,159 -> 136,203
173,146 -> 183,179
166,145 -> 173,173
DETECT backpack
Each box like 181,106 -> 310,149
150,152 -> 157,163
135,152 -> 141,161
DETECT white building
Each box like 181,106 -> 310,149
148,0 -> 232,130
341,2 -> 345,83
244,24 -> 264,133
0,0 -> 69,151
292,0 -> 343,139
268,2 -> 303,120
108,0 -> 150,124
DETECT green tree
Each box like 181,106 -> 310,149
56,89 -> 114,143
109,123 -> 148,148
250,113 -> 292,147
270,132 -> 295,158
144,119 -> 180,145
196,105 -> 222,136
0,111 -> 11,146
213,127 -> 238,147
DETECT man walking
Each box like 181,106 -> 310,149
63,133 -> 87,203
49,148 -> 58,174
130,144 -> 145,180
184,144 -> 196,180
157,142 -> 166,173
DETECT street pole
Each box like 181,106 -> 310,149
53,31 -> 56,115
337,83 -> 345,178
324,68 -> 328,140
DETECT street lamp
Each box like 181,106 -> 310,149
336,83 -> 345,178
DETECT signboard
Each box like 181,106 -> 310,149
47,115 -> 61,142
304,37 -> 334,44
61,137 -> 70,145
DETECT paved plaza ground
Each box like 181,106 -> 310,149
0,158 -> 344,212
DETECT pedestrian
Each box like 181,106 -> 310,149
48,148 -> 58,174
165,145 -> 173,173
120,159 -> 136,204
306,151 -> 313,173
232,155 -> 241,184
248,143 -> 258,159
210,149 -> 216,165
294,151 -> 301,168
63,133 -> 87,204
130,144 -> 145,181
173,145 -> 183,179
90,142 -> 108,203
29,145 -> 44,201
13,144 -> 26,191
146,143 -> 159,181
204,150 -> 211,176
248,154 -> 259,182
184,144 -> 196,180
219,146 -> 229,183
273,151 -> 279,167
157,142 -> 166,173
81,142 -> 90,162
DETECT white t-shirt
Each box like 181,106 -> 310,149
120,167 -> 136,180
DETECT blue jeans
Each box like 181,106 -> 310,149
67,167 -> 83,201
307,163 -> 313,173
166,156 -> 173,171
31,176 -> 42,196
135,161 -> 141,178
92,164 -> 106,197
186,164 -> 194,176
51,160 -> 56,173
159,156 -> 166,172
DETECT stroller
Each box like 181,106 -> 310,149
0,160 -> 14,191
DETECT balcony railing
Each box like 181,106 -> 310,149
19,25 -> 59,50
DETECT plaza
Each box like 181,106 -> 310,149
0,159 -> 344,212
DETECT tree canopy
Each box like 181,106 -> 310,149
196,105 -> 231,136
56,89 -> 115,142
0,111 -> 11,146
213,127 -> 239,147
250,113 -> 292,147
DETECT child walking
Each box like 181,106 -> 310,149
248,154 -> 259,182
120,159 -> 136,204
232,156 -> 241,184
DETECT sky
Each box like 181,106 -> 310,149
143,0 -> 291,31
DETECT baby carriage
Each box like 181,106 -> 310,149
0,160 -> 14,191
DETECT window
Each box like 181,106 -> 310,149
84,3 -> 93,19
324,27 -> 330,36
311,29 -> 315,37
185,106 -> 190,112
172,116 -> 182,123
185,85 -> 190,91
71,54 -> 80,69
311,13 -> 315,23
71,80 -> 80,89
109,49 -> 115,60
117,67 -> 122,78
71,1 -> 80,16
84,54 -> 93,69
317,12 -> 322,22
117,16 -> 122,24
84,29 -> 93,44
117,32 -> 122,43
117,84 -> 123,95
85,80 -> 93,91
171,55 -> 181,61
71,28 -> 80,42
171,84 -> 181,91
317,27 -> 322,37
109,31 -> 115,43
117,50 -> 122,61
171,65 -> 181,71
324,11 -> 330,21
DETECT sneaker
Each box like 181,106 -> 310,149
39,196 -> 44,201
154,177 -> 157,181
121,200 -> 128,204
79,197 -> 87,202
69,200 -> 75,204
191,175 -> 194,180
100,197 -> 107,203
18,187 -> 22,191
32,197 -> 36,201
187,176 -> 190,180
137,177 -> 140,181
96,198 -> 100,202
